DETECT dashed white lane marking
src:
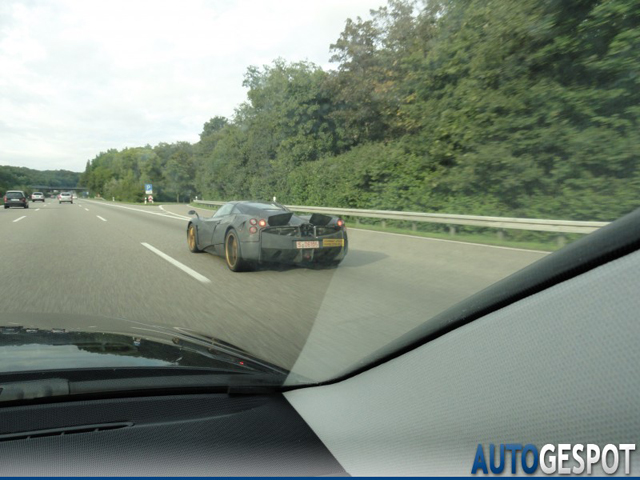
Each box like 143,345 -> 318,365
85,208 -> 89,211
97,215 -> 107,222
140,242 -> 211,284
35,208 -> 40,211
13,216 -> 26,223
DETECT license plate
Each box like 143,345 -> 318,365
323,238 -> 344,247
296,241 -> 320,249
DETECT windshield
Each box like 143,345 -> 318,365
212,203 -> 234,217
0,0 -> 637,388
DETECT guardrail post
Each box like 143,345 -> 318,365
356,218 -> 361,226
449,226 -> 456,236
557,235 -> 567,248
497,230 -> 505,241
381,220 -> 387,229
412,222 -> 417,232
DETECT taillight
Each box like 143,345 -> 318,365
3,197 -> 6,202
337,219 -> 345,228
258,219 -> 267,228
249,218 -> 257,226
249,226 -> 258,234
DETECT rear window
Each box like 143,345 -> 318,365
238,203 -> 287,213
6,192 -> 23,199
33,192 -> 43,195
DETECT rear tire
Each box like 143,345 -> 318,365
187,224 -> 202,253
224,229 -> 253,272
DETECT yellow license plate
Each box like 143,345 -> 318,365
322,238 -> 344,247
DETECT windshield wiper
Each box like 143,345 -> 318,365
0,371 -> 283,404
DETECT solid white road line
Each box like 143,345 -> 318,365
140,243 -> 211,284
13,216 -> 26,223
84,200 -> 190,220
158,205 -> 191,219
97,215 -> 107,222
349,228 -> 551,254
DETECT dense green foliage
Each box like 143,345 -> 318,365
0,165 -> 80,195
80,0 -> 639,220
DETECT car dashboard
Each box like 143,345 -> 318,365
0,392 -> 348,476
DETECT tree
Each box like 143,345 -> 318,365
54,0 -> 639,222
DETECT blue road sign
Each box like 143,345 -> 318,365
145,184 -> 153,194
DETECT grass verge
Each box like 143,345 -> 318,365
189,203 -> 218,212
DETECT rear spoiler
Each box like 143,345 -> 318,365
268,212 -> 294,226
309,213 -> 333,226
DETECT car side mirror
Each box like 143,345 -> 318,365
188,210 -> 199,218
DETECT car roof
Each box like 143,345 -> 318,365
235,200 -> 282,207
234,201 -> 289,211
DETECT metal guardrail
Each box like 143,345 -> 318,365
191,200 -> 608,235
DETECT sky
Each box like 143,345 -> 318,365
0,0 -> 382,172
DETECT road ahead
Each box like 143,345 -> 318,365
0,199 -> 547,381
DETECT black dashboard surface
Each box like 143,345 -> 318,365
0,393 -> 347,476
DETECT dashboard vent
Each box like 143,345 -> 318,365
0,422 -> 133,443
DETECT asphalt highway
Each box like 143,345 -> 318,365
0,199 -> 547,381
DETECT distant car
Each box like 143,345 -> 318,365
187,201 -> 348,271
31,192 -> 45,202
3,190 -> 29,209
59,192 -> 73,204
72,193 -> 78,200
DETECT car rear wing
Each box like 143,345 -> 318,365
309,213 -> 333,226
267,212 -> 294,226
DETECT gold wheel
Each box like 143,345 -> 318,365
187,224 -> 201,252
225,232 -> 238,269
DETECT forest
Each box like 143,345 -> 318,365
0,165 -> 80,195
77,0 -> 638,221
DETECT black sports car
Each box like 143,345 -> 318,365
187,201 -> 348,271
